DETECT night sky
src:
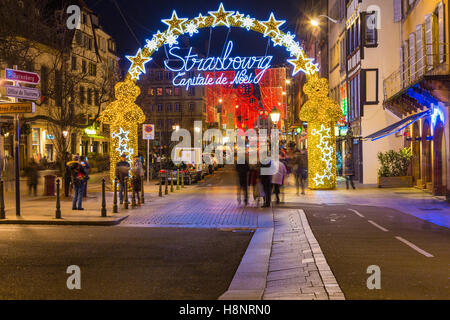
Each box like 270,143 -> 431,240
84,0 -> 309,71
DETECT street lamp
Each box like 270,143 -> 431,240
310,15 -> 338,26
270,107 -> 280,125
62,130 -> 68,138
172,125 -> 180,131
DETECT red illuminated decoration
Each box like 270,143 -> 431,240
205,68 -> 286,130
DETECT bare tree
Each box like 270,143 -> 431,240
1,0 -> 119,178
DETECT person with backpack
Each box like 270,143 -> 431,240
115,154 -> 131,204
80,155 -> 90,198
67,155 -> 87,210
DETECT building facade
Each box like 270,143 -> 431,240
136,68 -> 207,156
383,0 -> 449,198
0,0 -> 119,169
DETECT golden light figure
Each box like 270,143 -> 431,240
100,80 -> 146,187
300,75 -> 342,190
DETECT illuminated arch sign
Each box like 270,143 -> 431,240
125,3 -> 319,81
101,3 -> 343,190
164,41 -> 273,89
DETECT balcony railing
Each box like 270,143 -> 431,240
383,46 -> 449,101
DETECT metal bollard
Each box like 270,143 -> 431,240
165,172 -> 169,195
113,178 -> 118,213
159,173 -> 163,197
55,179 -> 61,219
141,178 -> 145,204
124,177 -> 129,209
101,178 -> 107,217
170,171 -> 174,192
131,189 -> 137,208
0,180 -> 5,219
181,171 -> 185,188
176,169 -> 180,190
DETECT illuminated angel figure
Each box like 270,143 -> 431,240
300,75 -> 342,190
100,80 -> 146,187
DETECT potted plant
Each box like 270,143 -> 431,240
377,147 -> 413,188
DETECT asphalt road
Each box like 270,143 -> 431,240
302,203 -> 450,299
0,225 -> 252,300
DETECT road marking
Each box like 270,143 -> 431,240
367,220 -> 389,232
348,209 -> 365,218
395,236 -> 434,258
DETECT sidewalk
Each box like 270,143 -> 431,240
0,171 -> 164,226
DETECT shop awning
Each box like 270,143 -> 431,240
365,109 -> 432,141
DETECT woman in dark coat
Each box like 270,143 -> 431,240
344,153 -> 356,190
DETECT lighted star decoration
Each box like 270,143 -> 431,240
154,30 -> 166,44
195,13 -> 207,26
126,4 -> 320,81
261,12 -> 285,37
311,124 -> 334,186
112,127 -> 130,144
208,3 -> 234,27
129,68 -> 141,80
162,10 -> 188,34
233,11 -> 244,24
126,49 -> 152,74
288,51 -> 319,76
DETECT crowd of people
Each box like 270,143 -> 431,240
235,144 -> 356,207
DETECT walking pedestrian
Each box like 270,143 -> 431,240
272,156 -> 288,204
235,161 -> 249,206
80,155 -> 90,198
3,155 -> 14,192
24,159 -> 39,196
344,152 -> 356,190
67,155 -> 88,210
260,162 -> 272,208
293,147 -> 308,195
131,156 -> 144,204
115,154 -> 130,204
248,165 -> 261,207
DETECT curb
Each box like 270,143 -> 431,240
219,208 -> 274,300
0,215 -> 129,226
298,209 -> 345,300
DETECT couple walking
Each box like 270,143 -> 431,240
235,152 -> 290,208
116,154 -> 144,205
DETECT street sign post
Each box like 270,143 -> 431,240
1,66 -> 40,217
4,68 -> 40,84
142,124 -> 155,182
2,85 -> 41,101
0,102 -> 35,114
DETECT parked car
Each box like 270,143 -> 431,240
159,161 -> 196,185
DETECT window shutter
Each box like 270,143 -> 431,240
416,24 -> 424,77
425,14 -> 435,70
400,45 -> 404,88
409,33 -> 416,81
438,1 -> 445,63
394,0 -> 402,22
